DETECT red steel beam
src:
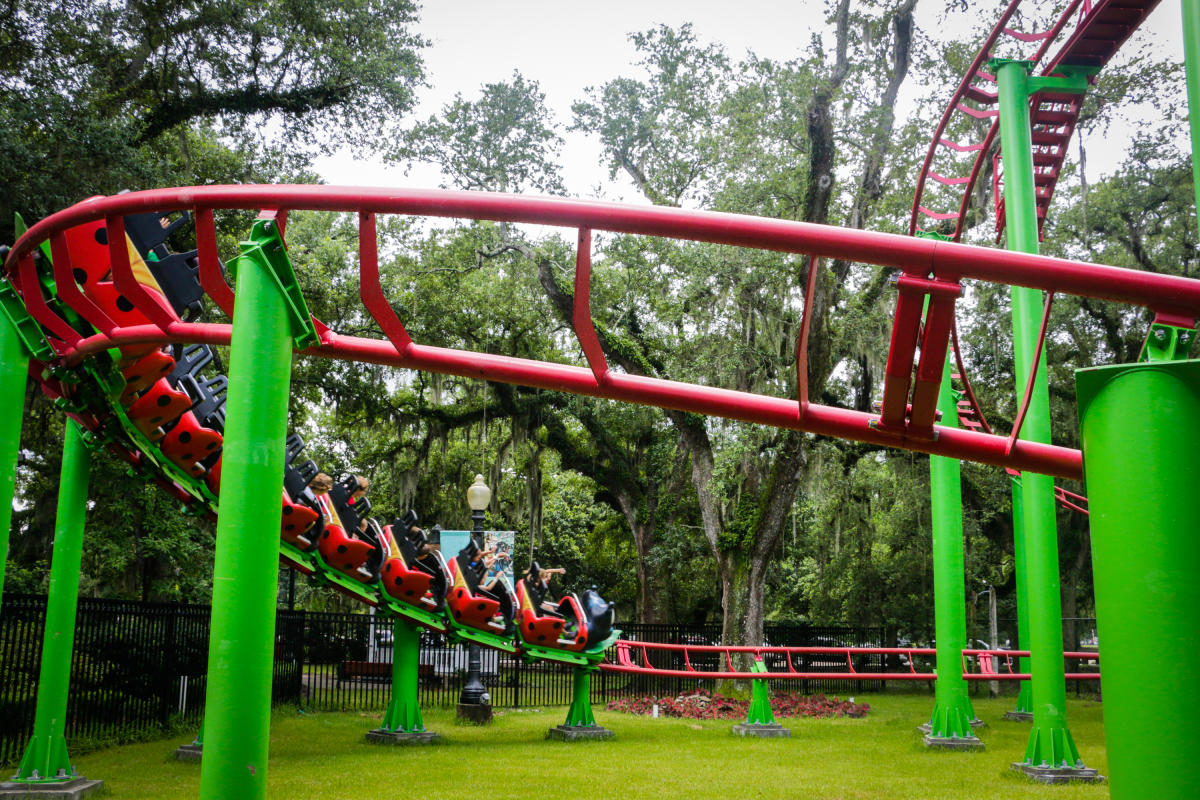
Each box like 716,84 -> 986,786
10,185 -> 1200,483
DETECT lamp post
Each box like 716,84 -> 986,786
457,475 -> 492,723
976,585 -> 999,698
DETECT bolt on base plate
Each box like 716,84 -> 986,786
1011,762 -> 1105,784
0,779 -> 104,799
732,723 -> 791,738
365,728 -> 440,745
1003,710 -> 1034,722
547,725 -> 614,741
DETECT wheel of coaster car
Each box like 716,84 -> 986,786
380,557 -> 437,606
317,525 -> 376,581
121,350 -> 175,400
281,497 -> 319,549
158,412 -> 223,477
127,378 -> 192,440
447,585 -> 501,630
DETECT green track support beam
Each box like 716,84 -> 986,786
0,312 -> 29,611
1007,478 -> 1034,720
993,58 -> 1096,781
745,660 -> 777,725
564,667 -> 597,727
548,666 -> 613,740
731,659 -> 791,737
1185,0 -> 1200,223
198,219 -> 296,800
1076,360 -> 1200,800
12,422 -> 91,785
380,620 -> 425,733
924,360 -> 981,748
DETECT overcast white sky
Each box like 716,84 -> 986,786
314,0 -> 1187,201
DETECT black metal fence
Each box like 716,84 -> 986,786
0,595 -> 304,766
0,593 -> 888,765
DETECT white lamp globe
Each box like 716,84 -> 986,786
466,474 -> 491,512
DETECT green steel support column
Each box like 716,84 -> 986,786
1076,361 -> 1200,800
1006,478 -> 1034,720
0,313 -> 29,612
924,360 -> 981,748
731,658 -> 790,737
993,59 -> 1096,780
198,221 -> 297,800
564,667 -> 597,727
1184,0 -> 1200,220
380,620 -> 425,733
745,661 -> 778,726
12,422 -> 91,784
549,665 -> 613,740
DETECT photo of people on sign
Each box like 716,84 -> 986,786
437,529 -> 516,586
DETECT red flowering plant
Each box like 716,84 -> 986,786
606,688 -> 870,720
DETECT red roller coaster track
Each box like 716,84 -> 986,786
604,641 -> 1100,682
6,186 -> 1200,486
905,0 -> 1163,512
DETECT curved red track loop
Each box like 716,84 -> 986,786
910,0 -> 1099,241
909,0 -> 1031,237
9,186 -> 1200,480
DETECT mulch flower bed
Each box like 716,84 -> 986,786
606,689 -> 870,719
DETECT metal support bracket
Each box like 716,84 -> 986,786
1139,321 -> 1196,363
0,280 -> 51,361
985,59 -> 1098,97
228,219 -> 319,350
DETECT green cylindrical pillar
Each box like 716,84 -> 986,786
0,313 -> 29,612
198,227 -> 294,800
380,619 -> 425,733
564,667 -> 597,727
924,360 -> 981,747
1076,361 -> 1200,799
1184,0 -> 1200,218
995,59 -> 1090,777
13,421 -> 91,784
1007,477 -> 1034,720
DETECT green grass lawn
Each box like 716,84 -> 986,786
73,694 -> 1109,799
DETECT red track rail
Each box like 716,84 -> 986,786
910,0 -> 1161,241
605,641 -> 1100,682
8,186 -> 1200,480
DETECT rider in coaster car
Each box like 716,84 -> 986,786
525,566 -> 567,614
311,472 -> 376,578
473,549 -> 513,597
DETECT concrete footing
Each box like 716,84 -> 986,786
922,733 -> 985,751
365,729 -> 440,745
918,718 -> 984,735
547,725 -> 614,741
1011,763 -> 1105,784
1003,710 -> 1034,722
732,723 -> 791,738
456,703 -> 493,725
173,743 -> 203,762
0,779 -> 104,799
